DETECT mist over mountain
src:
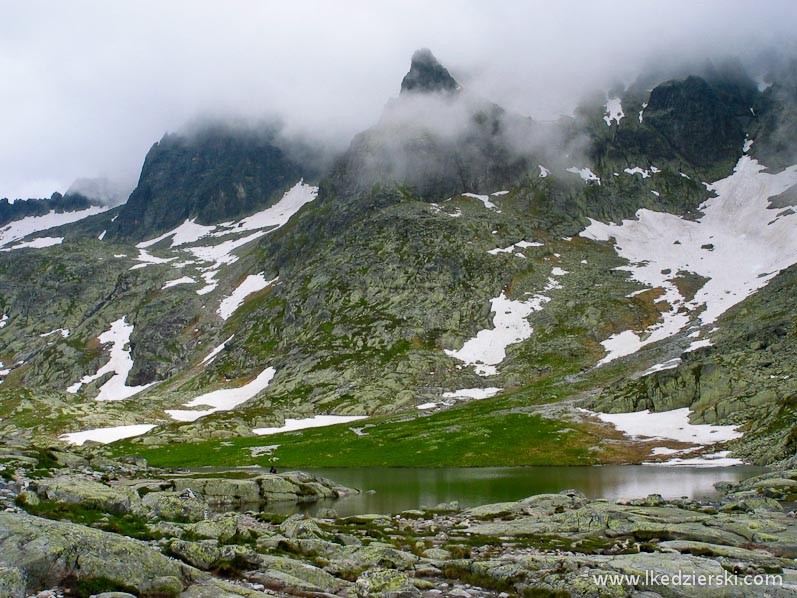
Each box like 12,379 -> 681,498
2,1 -> 796,200
4,7 -> 797,597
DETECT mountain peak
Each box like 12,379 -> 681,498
400,48 -> 459,95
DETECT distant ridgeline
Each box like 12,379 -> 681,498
0,192 -> 99,227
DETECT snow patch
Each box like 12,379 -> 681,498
60,424 -> 157,446
40,328 -> 70,339
137,219 -> 215,249
253,415 -> 367,436
130,249 -> 177,269
686,338 -> 713,352
650,447 -> 684,456
567,167 -> 601,185
162,276 -> 195,289
211,181 -> 318,237
581,155 -> 797,364
487,240 -> 543,256
538,165 -> 550,178
441,387 -> 501,400
66,317 -> 155,401
0,206 -> 108,248
651,450 -> 744,467
98,230 -> 106,241
641,358 -> 682,375
201,335 -> 234,366
603,97 -> 624,126
462,193 -> 498,210
445,292 -> 550,376
218,274 -> 277,320
166,367 -> 276,421
624,167 -> 650,178
586,407 -> 742,444
2,237 -> 63,251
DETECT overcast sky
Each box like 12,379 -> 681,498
2,0 -> 795,200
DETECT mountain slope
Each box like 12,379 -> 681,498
0,52 -> 796,467
108,124 -> 317,240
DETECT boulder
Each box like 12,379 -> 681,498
255,474 -> 301,501
338,542 -> 419,571
0,566 -> 25,598
279,514 -> 326,539
34,476 -> 144,515
184,514 -> 240,543
143,491 -> 208,522
249,554 -> 347,593
0,512 -> 197,595
356,568 -> 421,598
167,540 -> 238,570
171,478 -> 260,504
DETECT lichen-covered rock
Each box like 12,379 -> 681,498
0,512 -> 197,594
166,539 -> 237,570
143,491 -> 208,522
34,475 -> 144,515
356,568 -> 421,598
171,478 -> 260,504
255,474 -> 301,501
0,566 -> 25,598
249,554 -> 348,593
721,496 -> 784,514
179,579 -> 266,597
339,542 -> 419,571
184,514 -> 240,543
279,514 -> 326,539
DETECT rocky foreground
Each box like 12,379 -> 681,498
1,446 -> 797,597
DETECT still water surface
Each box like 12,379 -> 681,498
200,465 -> 766,517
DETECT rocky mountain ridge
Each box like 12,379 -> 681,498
0,50 -> 795,469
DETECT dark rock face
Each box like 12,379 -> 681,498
400,48 -> 459,95
109,126 -> 312,240
644,76 -> 747,167
0,193 -> 95,227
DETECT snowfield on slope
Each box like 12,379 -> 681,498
130,181 -> 318,296
581,154 -> 797,364
603,97 -> 624,126
66,317 -> 155,401
2,236 -> 64,251
218,274 -> 278,320
0,206 -> 108,248
253,415 -> 367,436
445,292 -> 549,376
60,424 -> 157,446
583,407 -> 742,444
166,366 -> 276,422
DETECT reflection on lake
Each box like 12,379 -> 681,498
198,465 -> 766,517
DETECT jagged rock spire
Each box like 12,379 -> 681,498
400,48 -> 459,95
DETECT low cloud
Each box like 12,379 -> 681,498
1,0 -> 795,199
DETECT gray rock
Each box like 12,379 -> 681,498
143,491 -> 208,522
0,512 -> 197,594
279,514 -> 326,539
34,476 -> 144,515
356,568 -> 421,598
0,566 -> 25,598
